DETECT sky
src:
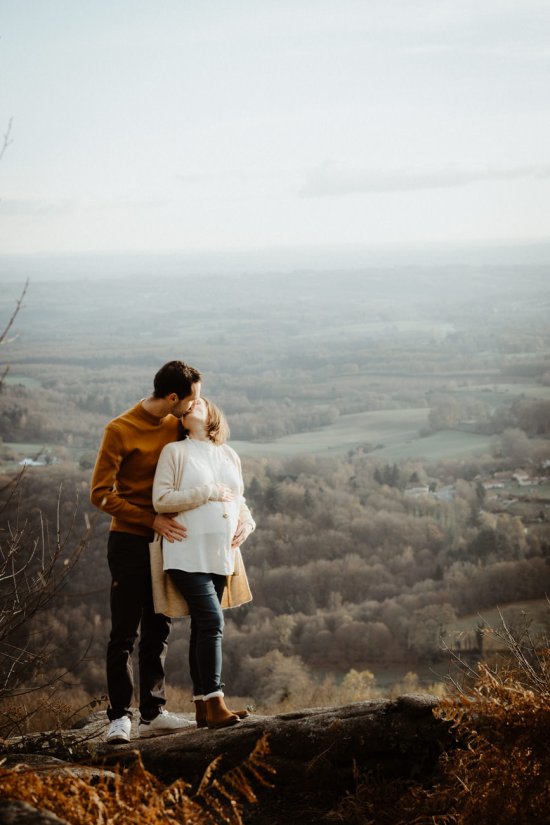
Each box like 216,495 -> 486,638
1,0 -> 550,263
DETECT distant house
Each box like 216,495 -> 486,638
404,484 -> 430,498
19,456 -> 59,467
512,471 -> 543,486
403,483 -> 455,501
512,472 -> 531,486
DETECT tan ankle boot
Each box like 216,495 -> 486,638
205,695 -> 241,729
195,698 -> 249,728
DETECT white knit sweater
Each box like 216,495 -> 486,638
152,438 -> 255,575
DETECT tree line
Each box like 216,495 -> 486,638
1,442 -> 548,711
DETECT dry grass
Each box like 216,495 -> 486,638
171,669 -> 446,719
0,686 -> 105,740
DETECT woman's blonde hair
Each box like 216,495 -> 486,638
202,397 -> 230,445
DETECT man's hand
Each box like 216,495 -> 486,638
231,520 -> 253,548
153,514 -> 187,543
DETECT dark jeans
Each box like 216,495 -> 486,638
167,570 -> 226,697
106,531 -> 171,721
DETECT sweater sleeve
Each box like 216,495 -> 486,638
152,443 -> 218,514
90,422 -> 156,529
239,497 -> 256,532
227,447 -> 256,532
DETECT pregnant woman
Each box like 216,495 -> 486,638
152,397 -> 255,729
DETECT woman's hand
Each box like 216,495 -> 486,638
231,520 -> 253,548
212,483 -> 235,502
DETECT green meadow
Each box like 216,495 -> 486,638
447,598 -> 550,652
3,374 -> 43,389
231,407 -> 496,461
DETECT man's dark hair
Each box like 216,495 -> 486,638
153,361 -> 202,399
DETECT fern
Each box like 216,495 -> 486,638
0,734 -> 274,824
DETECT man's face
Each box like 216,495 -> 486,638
182,396 -> 208,425
170,381 -> 201,417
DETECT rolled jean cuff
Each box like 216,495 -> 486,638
203,690 -> 224,701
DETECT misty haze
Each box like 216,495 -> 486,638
1,262 -> 549,701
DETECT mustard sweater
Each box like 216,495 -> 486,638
90,401 -> 181,537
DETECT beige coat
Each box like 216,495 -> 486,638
150,534 -> 252,618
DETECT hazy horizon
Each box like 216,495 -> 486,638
1,237 -> 550,284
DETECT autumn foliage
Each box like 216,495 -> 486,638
328,615 -> 550,825
0,734 -> 273,824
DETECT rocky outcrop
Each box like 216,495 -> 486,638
98,694 -> 452,822
2,695 -> 454,824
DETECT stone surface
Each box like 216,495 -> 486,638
0,800 -> 69,825
93,694 -> 452,823
1,754 -> 115,783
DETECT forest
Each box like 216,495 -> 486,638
0,264 -> 549,717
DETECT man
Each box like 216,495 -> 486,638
91,360 -> 201,743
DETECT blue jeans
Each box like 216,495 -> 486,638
167,570 -> 226,697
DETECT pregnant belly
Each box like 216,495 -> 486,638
184,502 -> 237,537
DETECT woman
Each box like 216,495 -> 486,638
152,396 -> 255,729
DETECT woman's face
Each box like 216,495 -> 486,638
182,396 -> 208,426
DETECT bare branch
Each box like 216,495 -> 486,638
0,279 -> 29,392
0,279 -> 95,733
0,278 -> 28,349
0,117 -> 13,162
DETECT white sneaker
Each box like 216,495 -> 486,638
106,716 -> 132,744
138,708 -> 193,738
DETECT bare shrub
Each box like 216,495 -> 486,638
327,606 -> 550,825
0,283 -> 95,739
0,484 -> 91,737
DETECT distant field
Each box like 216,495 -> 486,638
232,408 -> 496,461
494,480 -> 550,496
0,442 -> 77,472
3,374 -> 43,389
0,410 -> 498,468
453,383 -> 550,406
2,442 -> 50,457
2,362 -> 547,466
447,598 -> 550,652
294,319 -> 456,339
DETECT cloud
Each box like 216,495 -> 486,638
300,162 -> 550,197
404,42 -> 550,61
0,196 -> 166,216
175,168 -> 290,184
0,198 -> 77,216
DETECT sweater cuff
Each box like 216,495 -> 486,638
143,511 -> 157,529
